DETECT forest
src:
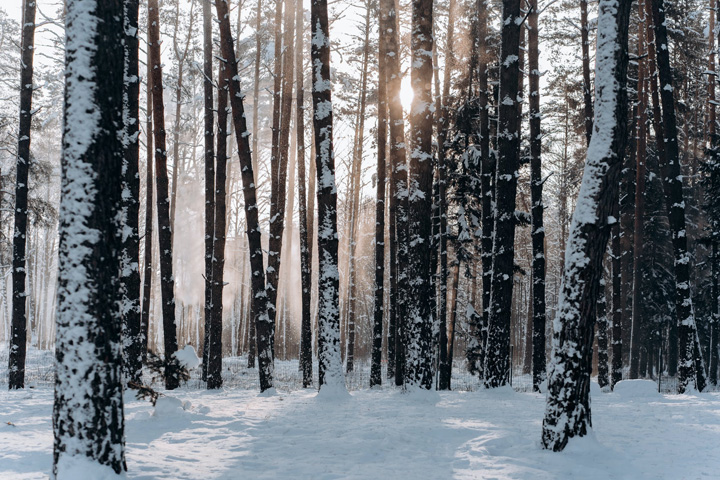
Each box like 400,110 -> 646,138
0,0 -> 719,477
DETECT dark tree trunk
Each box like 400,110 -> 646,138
651,0 -> 706,393
8,0 -> 36,390
484,0 -> 522,388
208,59 -> 229,390
611,203 -> 623,388
311,0 -> 344,389
121,0 -> 142,385
140,40 -> 153,363
597,278 -> 610,387
436,0 -> 456,392
215,0 -> 274,392
148,0 -> 180,390
529,0 -> 546,392
580,0 -> 593,145
371,0 -> 389,388
541,0 -> 632,451
711,241 -> 719,385
202,0 -> 216,383
296,0 -> 313,388
53,0 -> 126,473
380,0 -> 408,387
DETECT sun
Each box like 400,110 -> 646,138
400,76 -> 414,112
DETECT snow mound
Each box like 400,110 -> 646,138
315,384 -> 351,403
173,345 -> 200,369
613,380 -> 658,399
153,396 -> 188,417
590,380 -> 603,396
258,387 -> 277,398
56,454 -> 124,479
401,385 -> 441,404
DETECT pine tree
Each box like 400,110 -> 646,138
53,0 -> 126,473
8,0 -> 36,390
214,0 -> 275,392
541,0 -> 632,451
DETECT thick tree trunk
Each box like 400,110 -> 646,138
215,0 -> 275,391
122,0 -> 143,385
53,0 -> 126,473
148,0 -> 180,390
529,0 -> 546,392
597,278 -> 610,387
202,0 -> 216,383
541,0 -> 632,451
371,0 -> 388,386
8,0 -> 36,390
208,60 -> 229,390
651,0 -> 706,393
311,0 -> 344,390
484,0 -> 522,388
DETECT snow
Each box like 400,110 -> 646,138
174,345 -> 201,370
612,380 -> 659,399
56,454 -> 124,480
2,376 -> 720,479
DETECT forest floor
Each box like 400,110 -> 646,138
1,350 -> 719,479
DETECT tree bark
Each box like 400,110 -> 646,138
650,0 -> 706,393
148,0 -> 180,390
202,0 -> 216,383
484,0 -> 522,388
215,0 -> 275,392
8,0 -> 36,390
140,35 -> 153,364
529,0 -> 546,392
580,0 -> 593,145
53,0 -> 126,472
311,0 -> 344,390
541,0 -> 632,451
122,0 -> 143,385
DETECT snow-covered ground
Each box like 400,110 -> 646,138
1,370 -> 719,479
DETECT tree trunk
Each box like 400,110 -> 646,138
541,0 -> 632,451
296,0 -> 313,388
122,0 -> 143,385
484,0 -> 522,388
215,0 -> 274,392
528,0 -> 546,392
597,277 -> 610,387
580,0 -> 593,145
371,0 -> 388,387
650,0 -> 706,393
53,0 -> 126,472
208,59 -> 229,390
148,0 -> 180,390
436,0 -> 456,392
8,0 -> 36,390
202,0 -> 216,383
140,37 -> 153,364
311,0 -> 344,390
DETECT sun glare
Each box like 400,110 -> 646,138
400,76 -> 414,112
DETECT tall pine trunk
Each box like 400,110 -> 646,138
122,0 -> 143,384
53,0 -> 126,473
541,0 -> 632,451
148,0 -> 180,390
484,0 -> 522,388
8,0 -> 36,390
140,40 -> 153,364
215,0 -> 275,392
528,0 -> 546,392
651,0 -> 707,393
311,0 -> 344,390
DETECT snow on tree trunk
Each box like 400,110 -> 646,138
541,0 -> 632,451
597,278 -> 610,388
121,0 -> 143,386
650,0 -> 707,394
484,0 -> 522,388
53,0 -> 127,474
8,0 -> 36,390
528,0 -> 546,393
214,0 -> 275,392
140,44 -> 153,365
311,0 -> 344,390
404,0 -> 434,389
